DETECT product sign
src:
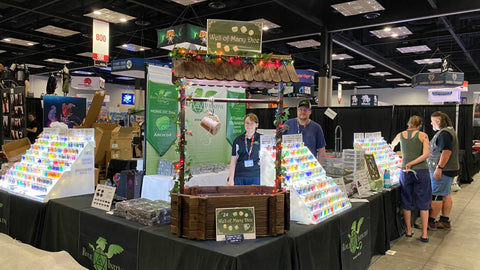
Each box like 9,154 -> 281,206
427,88 -> 461,103
226,90 -> 246,145
350,95 -> 378,106
216,207 -> 256,241
92,19 -> 109,62
207,19 -> 262,56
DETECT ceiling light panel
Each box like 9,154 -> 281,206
332,53 -> 353,60
332,75 -> 341,79
397,83 -> 412,87
0,50 -> 5,54
287,39 -> 321,48
355,85 -> 372,88
1,37 -> 38,46
369,71 -> 392,76
385,78 -> 405,81
116,44 -> 151,52
348,64 -> 375,69
250,18 -> 281,30
169,0 -> 207,6
84,8 -> 135,24
35,25 -> 80,37
76,52 -> 93,58
331,0 -> 385,16
24,63 -> 46,68
339,80 -> 357,84
370,26 -> 412,38
396,45 -> 430,54
414,58 -> 442,64
44,58 -> 73,64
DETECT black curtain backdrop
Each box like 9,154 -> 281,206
248,104 -> 479,183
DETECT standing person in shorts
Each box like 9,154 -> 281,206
428,111 -> 459,231
391,115 -> 431,242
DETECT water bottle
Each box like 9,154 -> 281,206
383,169 -> 391,188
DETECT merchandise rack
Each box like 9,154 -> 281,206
0,128 -> 95,202
354,132 -> 402,186
261,135 -> 351,224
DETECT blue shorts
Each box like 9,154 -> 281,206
430,173 -> 454,196
400,169 -> 432,210
234,176 -> 260,186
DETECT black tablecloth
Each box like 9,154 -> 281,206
9,194 -> 46,246
382,185 -> 405,241
40,194 -> 93,258
78,207 -> 148,270
138,225 -> 293,270
2,185 -> 405,270
0,189 -> 9,234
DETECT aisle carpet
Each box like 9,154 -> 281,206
0,233 -> 86,270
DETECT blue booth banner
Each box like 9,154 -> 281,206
350,95 -> 378,106
412,72 -> 464,88
293,69 -> 315,87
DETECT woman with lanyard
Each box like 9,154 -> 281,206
228,113 -> 261,186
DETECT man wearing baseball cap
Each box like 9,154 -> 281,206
283,100 -> 326,164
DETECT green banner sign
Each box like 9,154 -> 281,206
207,19 -> 262,56
146,81 -> 178,156
157,23 -> 207,50
226,90 -> 246,145
216,207 -> 256,241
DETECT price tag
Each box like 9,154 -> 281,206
91,185 -> 115,211
225,234 -> 244,243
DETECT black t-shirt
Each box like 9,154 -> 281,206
231,132 -> 261,178
435,130 -> 457,177
27,119 -> 41,143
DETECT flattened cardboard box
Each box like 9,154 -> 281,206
2,138 -> 31,162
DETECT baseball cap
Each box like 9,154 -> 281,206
297,100 -> 311,109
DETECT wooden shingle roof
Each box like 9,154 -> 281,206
172,53 -> 299,87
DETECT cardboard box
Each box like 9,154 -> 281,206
110,146 -> 133,160
83,91 -> 105,128
2,138 -> 31,162
111,126 -> 135,139
93,123 -> 119,165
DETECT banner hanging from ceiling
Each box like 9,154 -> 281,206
92,19 -> 109,63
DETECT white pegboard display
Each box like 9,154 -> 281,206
0,128 -> 95,202
260,134 -> 351,224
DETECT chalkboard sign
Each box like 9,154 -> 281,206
216,207 -> 256,241
364,154 -> 381,180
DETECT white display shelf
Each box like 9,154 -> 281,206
354,132 -> 402,186
0,128 -> 95,202
260,134 -> 351,224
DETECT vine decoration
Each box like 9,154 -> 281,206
169,47 -> 295,67
273,83 -> 290,190
170,78 -> 193,195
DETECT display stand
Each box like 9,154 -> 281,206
261,134 -> 351,224
0,128 -> 95,202
354,132 -> 402,186
166,49 -> 299,239
1,86 -> 26,145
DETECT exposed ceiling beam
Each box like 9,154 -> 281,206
332,34 -> 414,79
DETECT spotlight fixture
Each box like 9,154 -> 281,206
208,1 -> 226,9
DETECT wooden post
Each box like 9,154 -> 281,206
275,87 -> 284,191
179,81 -> 186,194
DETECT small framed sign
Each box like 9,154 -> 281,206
215,207 -> 256,242
91,185 -> 116,211
364,154 -> 381,180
